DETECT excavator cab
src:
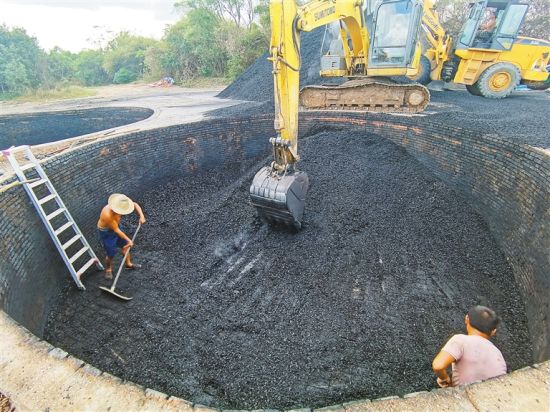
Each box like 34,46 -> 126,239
369,0 -> 424,67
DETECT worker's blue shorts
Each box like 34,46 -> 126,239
98,227 -> 128,257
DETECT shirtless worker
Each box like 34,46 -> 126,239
432,306 -> 507,387
97,193 -> 146,279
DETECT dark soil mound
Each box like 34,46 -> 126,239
210,90 -> 550,149
45,128 -> 531,409
218,28 -> 329,102
0,107 -> 153,150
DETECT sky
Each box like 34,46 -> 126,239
0,0 -> 182,52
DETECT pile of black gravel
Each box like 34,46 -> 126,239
218,28 -> 330,102
216,25 -> 549,149
212,90 -> 550,148
45,128 -> 531,409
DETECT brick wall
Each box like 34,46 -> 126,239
0,113 -> 547,362
301,111 -> 550,362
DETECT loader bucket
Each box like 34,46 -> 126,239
250,166 -> 309,229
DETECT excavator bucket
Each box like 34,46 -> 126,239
250,166 -> 309,229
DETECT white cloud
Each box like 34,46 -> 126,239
0,0 -> 181,51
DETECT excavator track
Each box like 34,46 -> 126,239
299,79 -> 430,114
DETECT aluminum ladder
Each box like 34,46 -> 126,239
2,145 -> 103,290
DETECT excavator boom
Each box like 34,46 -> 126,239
250,0 -> 430,229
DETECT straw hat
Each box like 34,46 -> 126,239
108,193 -> 135,215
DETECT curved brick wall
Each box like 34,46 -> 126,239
0,107 -> 153,149
0,112 -> 548,370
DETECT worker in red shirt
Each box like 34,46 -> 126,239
432,306 -> 507,387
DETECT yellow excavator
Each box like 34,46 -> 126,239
249,0 -> 432,228
249,0 -> 549,228
417,0 -> 550,97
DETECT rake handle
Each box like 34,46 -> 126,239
110,222 -> 142,290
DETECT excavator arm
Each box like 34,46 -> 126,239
250,0 -> 366,229
268,0 -> 366,168
250,0 -> 429,229
419,0 -> 453,80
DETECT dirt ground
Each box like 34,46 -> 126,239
45,128 -> 532,409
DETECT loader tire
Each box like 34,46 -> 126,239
522,80 -> 550,91
474,62 -> 521,99
407,56 -> 432,86
465,83 -> 482,96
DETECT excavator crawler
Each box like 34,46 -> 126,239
300,79 -> 430,113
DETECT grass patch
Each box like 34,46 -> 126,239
5,85 -> 97,103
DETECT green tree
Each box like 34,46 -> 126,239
175,0 -> 257,28
254,0 -> 271,43
0,59 -> 31,94
47,47 -> 76,85
162,8 -> 227,79
144,43 -> 168,81
113,67 -> 136,83
74,50 -> 109,86
103,32 -> 158,82
225,23 -> 268,79
0,25 -> 45,95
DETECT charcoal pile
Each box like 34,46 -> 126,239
218,28 -> 328,102
216,26 -> 550,149
45,129 -> 531,409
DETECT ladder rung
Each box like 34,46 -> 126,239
46,208 -> 66,220
20,163 -> 37,171
39,194 -> 57,205
63,234 -> 82,250
69,246 -> 89,263
54,221 -> 73,235
29,179 -> 47,188
76,258 -> 98,277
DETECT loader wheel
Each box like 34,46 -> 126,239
474,63 -> 521,99
465,83 -> 482,96
407,56 -> 432,85
522,80 -> 550,91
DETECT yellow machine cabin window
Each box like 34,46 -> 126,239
370,0 -> 422,66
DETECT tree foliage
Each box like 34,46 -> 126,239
103,32 -> 159,82
175,0 -> 257,28
0,25 -> 44,95
0,1 -> 271,98
74,50 -> 109,86
520,0 -> 550,40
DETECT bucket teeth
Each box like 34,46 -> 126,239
250,166 -> 309,229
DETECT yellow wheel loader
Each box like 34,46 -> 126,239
250,0 -> 432,229
418,0 -> 550,98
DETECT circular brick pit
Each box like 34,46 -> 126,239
0,107 -> 153,150
0,113 -> 548,409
